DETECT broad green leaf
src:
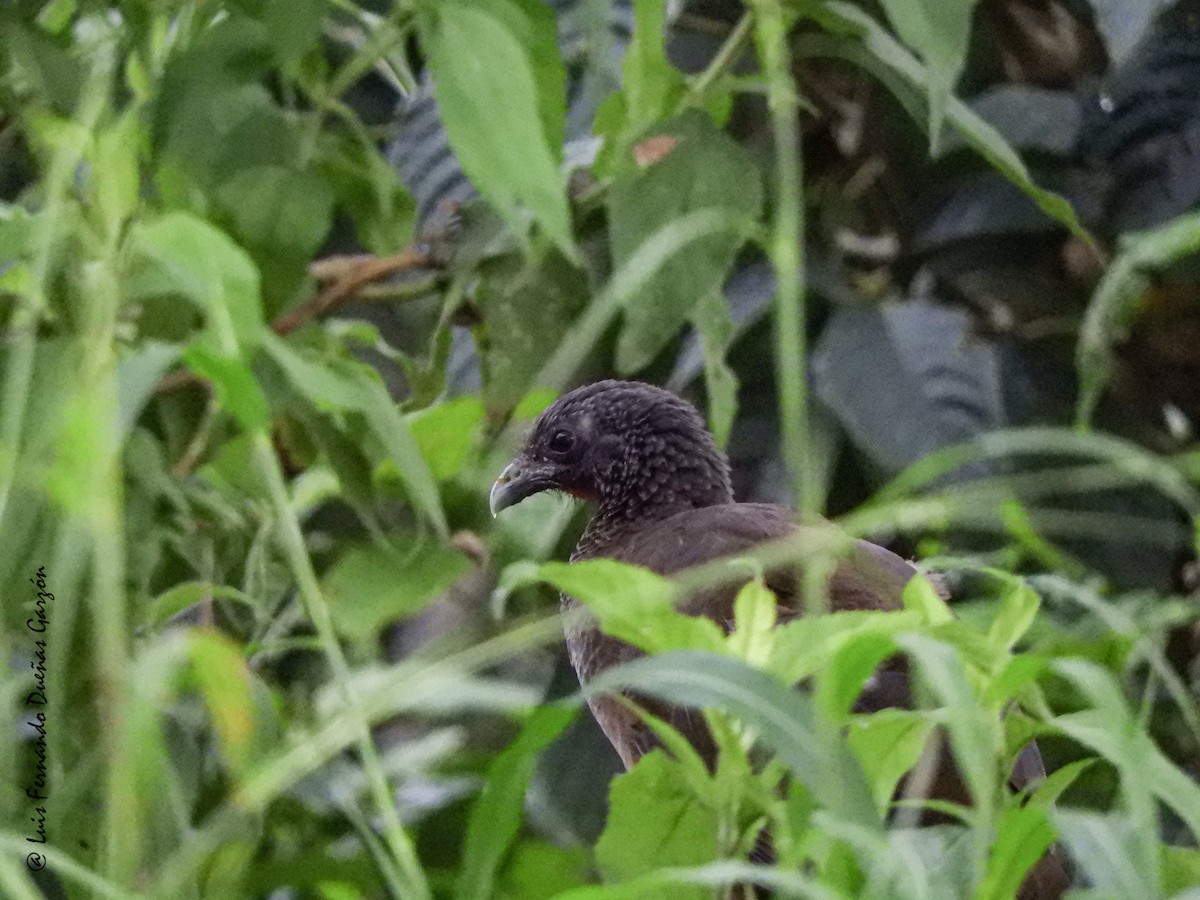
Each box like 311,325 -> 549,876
875,0 -> 974,149
498,841 -> 590,898
595,750 -> 717,894
0,203 -> 34,257
215,165 -> 334,264
537,559 -> 727,656
608,110 -> 762,373
418,0 -> 573,255
455,704 -> 576,900
591,651 -> 881,830
976,805 -> 1057,900
358,379 -> 450,537
1076,210 -> 1200,425
846,708 -> 934,811
592,0 -> 686,175
407,396 -> 484,481
322,540 -> 470,641
186,630 -> 255,774
317,883 -> 366,900
555,861 -> 840,900
475,247 -> 588,416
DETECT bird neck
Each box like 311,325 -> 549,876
572,439 -> 733,560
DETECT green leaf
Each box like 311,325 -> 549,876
986,574 -> 1040,654
264,335 -> 449,536
1163,846 -> 1200,897
116,341 -> 182,440
595,750 -> 717,893
317,130 -> 416,255
147,581 -> 257,625
1075,210 -> 1200,426
475,248 -> 588,417
976,805 -> 1057,900
1051,659 -> 1200,843
322,540 -> 471,641
727,579 -> 777,668
591,651 -> 882,830
498,841 -> 590,898
898,634 -> 998,808
555,861 -> 840,900
1052,811 -> 1160,900
131,211 -> 266,357
182,343 -> 269,430
92,108 -> 142,236
593,0 -> 687,175
874,0 -> 974,150
847,709 -> 934,812
608,110 -> 762,373
417,0 -> 573,255
815,630 -> 900,723
769,609 -> 920,685
186,630 -> 256,774
455,704 -> 576,900
900,573 -> 954,625
407,396 -> 485,481
536,559 -> 727,656
215,165 -> 334,264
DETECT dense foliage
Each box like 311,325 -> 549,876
2,0 -> 1200,898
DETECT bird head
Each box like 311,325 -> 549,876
489,380 -> 733,519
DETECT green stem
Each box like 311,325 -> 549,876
251,435 -> 432,900
687,12 -> 754,107
151,612 -> 563,897
751,2 -> 811,517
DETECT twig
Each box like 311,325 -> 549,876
273,242 -> 439,336
154,239 -> 445,397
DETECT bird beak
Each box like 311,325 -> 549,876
489,459 -> 554,517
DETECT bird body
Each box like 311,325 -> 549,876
491,380 -> 1068,898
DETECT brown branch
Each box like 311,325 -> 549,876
272,243 -> 439,336
154,239 -> 446,397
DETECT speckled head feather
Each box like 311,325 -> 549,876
490,380 -> 733,557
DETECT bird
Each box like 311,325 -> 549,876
490,379 -> 1068,898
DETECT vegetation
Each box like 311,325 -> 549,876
1,0 -> 1199,898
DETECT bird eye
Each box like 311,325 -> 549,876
547,430 -> 575,454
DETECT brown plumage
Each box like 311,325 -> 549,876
491,380 -> 1068,898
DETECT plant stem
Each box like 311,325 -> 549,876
251,434 -> 432,900
687,12 -> 754,107
751,2 -> 811,517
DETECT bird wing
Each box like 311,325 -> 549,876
603,502 -> 918,622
